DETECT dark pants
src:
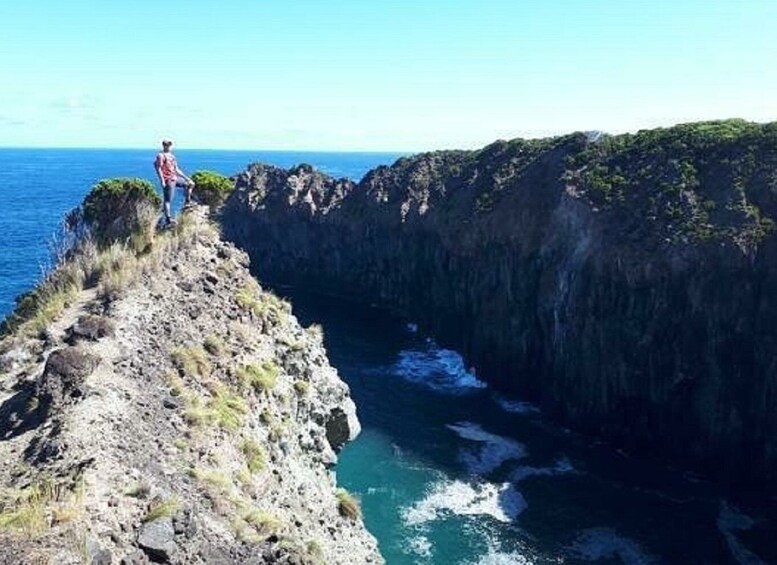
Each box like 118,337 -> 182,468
163,177 -> 190,204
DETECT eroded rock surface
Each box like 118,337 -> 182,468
0,208 -> 381,564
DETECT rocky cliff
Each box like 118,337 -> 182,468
221,120 -> 777,485
0,207 -> 382,564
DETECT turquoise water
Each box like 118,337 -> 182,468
2,149 -> 777,564
283,293 -> 777,565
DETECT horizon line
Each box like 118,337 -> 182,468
0,117 -> 772,155
0,145 -> 415,154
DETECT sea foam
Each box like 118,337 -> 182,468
447,422 -> 527,476
402,479 -> 527,526
394,339 -> 486,394
463,547 -> 535,565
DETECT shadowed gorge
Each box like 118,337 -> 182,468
221,120 -> 777,486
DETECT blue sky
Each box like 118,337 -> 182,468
1,0 -> 775,151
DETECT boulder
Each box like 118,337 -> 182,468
325,399 -> 361,453
66,315 -> 115,344
137,517 -> 176,562
36,347 -> 100,408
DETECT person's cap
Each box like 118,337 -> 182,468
162,138 -> 173,146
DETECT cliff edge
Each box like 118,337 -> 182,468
221,120 -> 777,485
0,204 -> 381,564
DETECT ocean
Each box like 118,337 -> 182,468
1,149 -> 776,564
0,148 -> 396,319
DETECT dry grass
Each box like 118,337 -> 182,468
164,370 -> 186,398
0,476 -> 84,536
182,385 -> 246,432
335,489 -> 361,520
241,439 -> 266,473
209,385 -> 247,431
183,394 -> 216,428
125,483 -> 151,499
143,498 -> 180,523
237,361 -> 278,393
243,508 -> 281,532
171,346 -> 212,378
293,380 -> 310,396
231,508 -> 282,544
235,285 -> 262,315
96,253 -> 139,301
4,258 -> 87,337
189,467 -> 232,494
235,284 -> 290,325
203,334 -> 226,356
0,485 -> 49,535
306,323 -> 324,342
0,199 -> 184,337
2,201 -> 207,339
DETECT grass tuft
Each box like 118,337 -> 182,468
235,285 -> 262,316
237,361 -> 279,393
125,483 -> 151,499
143,498 -> 180,523
243,508 -> 281,532
241,439 -> 266,473
171,346 -> 211,378
0,477 -> 84,536
183,394 -> 217,428
190,467 -> 232,494
335,489 -> 361,520
203,334 -> 226,356
209,385 -> 247,431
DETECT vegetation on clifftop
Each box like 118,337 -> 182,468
1,178 -> 185,337
564,120 -> 777,248
191,170 -> 234,208
83,178 -> 161,244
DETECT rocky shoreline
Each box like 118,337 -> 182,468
220,120 -> 777,486
0,208 -> 382,564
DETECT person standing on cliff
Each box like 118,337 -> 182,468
154,139 -> 195,226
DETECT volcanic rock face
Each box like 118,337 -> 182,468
221,120 -> 777,484
0,208 -> 380,564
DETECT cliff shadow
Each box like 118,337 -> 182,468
0,381 -> 45,441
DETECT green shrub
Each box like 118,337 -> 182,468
191,170 -> 234,208
83,178 -> 161,243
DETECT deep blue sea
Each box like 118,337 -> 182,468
2,149 -> 776,564
0,148 -> 396,319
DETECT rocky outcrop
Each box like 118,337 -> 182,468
0,208 -> 381,564
221,120 -> 777,485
